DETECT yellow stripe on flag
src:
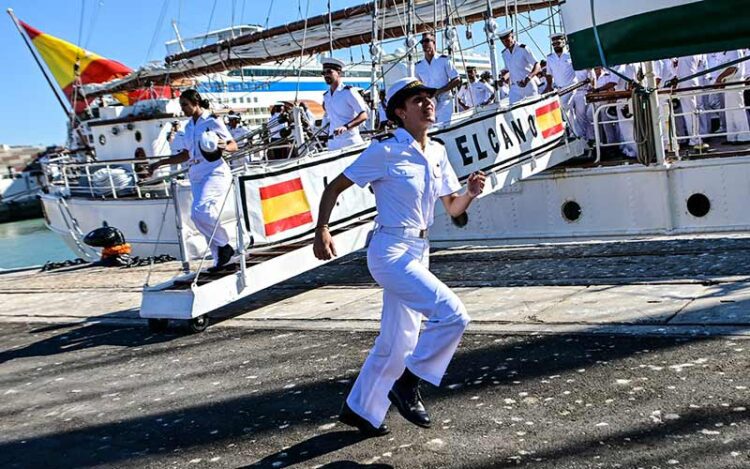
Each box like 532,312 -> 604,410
260,189 -> 311,225
31,34 -> 101,89
537,108 -> 562,132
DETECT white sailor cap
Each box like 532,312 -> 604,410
550,32 -> 566,41
199,130 -> 223,158
321,57 -> 345,71
385,77 -> 436,121
226,113 -> 241,120
497,28 -> 513,38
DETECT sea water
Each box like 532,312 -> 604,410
0,218 -> 76,270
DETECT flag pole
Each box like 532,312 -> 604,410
7,8 -> 71,115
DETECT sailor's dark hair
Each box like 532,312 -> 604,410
180,89 -> 210,109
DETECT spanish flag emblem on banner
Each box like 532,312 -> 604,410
259,178 -> 313,236
535,100 -> 565,139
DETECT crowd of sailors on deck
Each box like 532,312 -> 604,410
313,29 -> 750,157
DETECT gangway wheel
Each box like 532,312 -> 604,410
148,318 -> 169,333
186,315 -> 209,333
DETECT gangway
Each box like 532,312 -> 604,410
139,94 -> 587,332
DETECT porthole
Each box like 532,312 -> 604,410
98,134 -> 106,146
687,193 -> 710,217
135,130 -> 142,142
451,212 -> 469,227
139,221 -> 148,234
561,200 -> 581,222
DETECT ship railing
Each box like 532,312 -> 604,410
590,80 -> 750,163
42,155 -> 179,200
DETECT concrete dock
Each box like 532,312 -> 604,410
1,235 -> 749,336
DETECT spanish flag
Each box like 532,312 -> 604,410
19,20 -> 132,112
259,178 -> 313,236
19,20 -> 173,112
535,100 -> 565,139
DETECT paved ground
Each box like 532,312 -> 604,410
2,235 -> 750,468
1,236 -> 750,335
1,322 -> 748,468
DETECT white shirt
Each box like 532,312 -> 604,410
229,126 -> 249,141
615,63 -> 641,92
457,80 -> 494,108
546,51 -> 577,88
343,127 -> 461,230
322,83 -> 369,137
182,110 -> 232,181
501,44 -> 538,86
170,131 -> 186,154
675,55 -> 705,88
415,55 -> 459,103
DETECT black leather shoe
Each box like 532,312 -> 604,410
338,402 -> 390,437
388,380 -> 431,428
212,244 -> 235,270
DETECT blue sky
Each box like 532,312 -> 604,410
1,0 -> 553,147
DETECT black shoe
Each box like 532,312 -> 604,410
216,244 -> 235,267
388,369 -> 431,428
338,402 -> 390,437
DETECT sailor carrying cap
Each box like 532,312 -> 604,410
321,57 -> 345,71
550,32 -> 566,41
497,27 -> 513,39
385,77 -> 436,122
199,130 -> 224,161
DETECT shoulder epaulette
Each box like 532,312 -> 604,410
440,54 -> 449,58
343,85 -> 353,90
416,59 -> 424,64
323,90 -> 329,96
520,44 -> 527,48
373,132 -> 395,142
431,136 -> 446,147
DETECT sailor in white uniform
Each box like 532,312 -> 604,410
456,66 -> 494,110
149,89 -> 238,269
544,33 -> 588,138
226,113 -> 249,142
716,50 -> 750,143
672,55 -> 709,150
589,67 -> 620,146
498,28 -> 541,104
313,77 -> 485,436
321,57 -> 369,151
614,63 -> 642,158
414,32 -> 461,123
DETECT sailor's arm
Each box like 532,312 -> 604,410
334,111 -> 368,136
716,66 -> 737,84
437,77 -> 461,97
313,174 -> 355,260
148,149 -> 189,174
441,171 -> 486,217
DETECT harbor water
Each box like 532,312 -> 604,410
0,218 -> 76,270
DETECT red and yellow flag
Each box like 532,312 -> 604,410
259,178 -> 313,236
535,100 -> 565,138
20,20 -> 132,112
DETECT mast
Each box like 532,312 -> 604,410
370,0 -> 381,130
171,20 -> 187,53
483,0 -> 500,102
7,8 -> 70,115
406,0 -> 415,76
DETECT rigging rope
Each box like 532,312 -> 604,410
294,0 -> 312,103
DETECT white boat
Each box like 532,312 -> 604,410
15,0 -> 750,273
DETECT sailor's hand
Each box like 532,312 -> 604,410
467,171 -> 486,198
147,162 -> 160,175
313,226 -> 337,260
333,126 -> 349,136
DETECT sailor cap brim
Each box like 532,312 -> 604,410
321,57 -> 345,70
497,28 -> 513,38
385,77 -> 437,122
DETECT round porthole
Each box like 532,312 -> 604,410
451,212 -> 469,227
687,193 -> 710,217
139,221 -> 148,234
135,130 -> 142,142
98,134 -> 107,146
561,200 -> 582,222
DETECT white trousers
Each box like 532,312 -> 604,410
563,91 -> 591,140
436,97 -> 454,123
678,95 -> 702,146
346,230 -> 470,427
509,82 -> 539,105
617,103 -> 637,158
723,86 -> 750,143
190,166 -> 232,264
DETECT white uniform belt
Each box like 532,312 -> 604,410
377,226 -> 428,239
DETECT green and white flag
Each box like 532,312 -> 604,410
561,0 -> 750,69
